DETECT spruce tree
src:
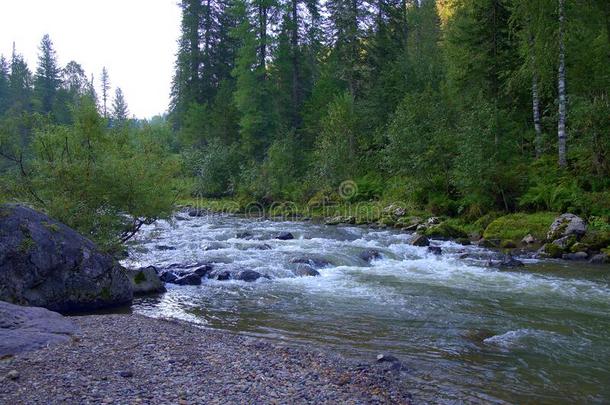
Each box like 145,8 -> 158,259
101,67 -> 111,119
34,34 -> 61,114
111,87 -> 129,125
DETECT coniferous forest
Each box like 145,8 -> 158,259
0,0 -> 609,249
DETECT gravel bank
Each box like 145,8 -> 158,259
0,314 -> 412,404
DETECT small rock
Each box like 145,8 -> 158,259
499,255 -> 524,268
522,234 -> 537,244
427,246 -> 442,255
159,271 -> 179,283
426,217 -> 441,226
562,252 -> 588,261
7,370 -> 19,380
235,270 -> 263,282
251,243 -> 272,250
409,234 -> 430,247
236,231 -> 254,239
193,265 -> 213,277
173,273 -> 202,286
118,370 -> 133,378
188,208 -> 207,217
589,253 -> 609,264
276,232 -> 294,240
289,256 -> 332,268
293,264 -> 320,277
376,354 -> 399,363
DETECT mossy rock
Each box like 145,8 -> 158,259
570,242 -> 589,253
483,212 -> 557,241
378,216 -> 396,227
542,243 -> 565,259
581,231 -> 610,251
500,240 -> 517,249
456,238 -> 472,246
134,271 -> 146,285
424,222 -> 468,239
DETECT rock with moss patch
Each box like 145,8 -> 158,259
126,266 -> 166,295
547,213 -> 586,241
0,204 -> 132,312
589,253 -> 609,264
538,243 -> 564,259
424,222 -> 468,240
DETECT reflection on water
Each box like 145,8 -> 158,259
124,213 -> 610,404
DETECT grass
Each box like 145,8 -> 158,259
483,212 -> 557,241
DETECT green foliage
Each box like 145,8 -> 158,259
8,98 -> 179,250
483,212 -> 557,241
190,139 -> 240,198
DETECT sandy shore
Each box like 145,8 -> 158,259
0,314 -> 412,404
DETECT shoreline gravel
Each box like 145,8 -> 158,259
0,314 -> 412,404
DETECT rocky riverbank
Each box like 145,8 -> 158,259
0,312 -> 412,404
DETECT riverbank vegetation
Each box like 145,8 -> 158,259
0,1 -> 609,250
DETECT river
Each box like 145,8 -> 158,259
123,212 -> 610,404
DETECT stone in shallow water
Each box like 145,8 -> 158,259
427,246 -> 442,255
409,233 -> 430,247
173,273 -> 202,286
235,270 -> 263,282
289,256 -> 332,268
126,266 -> 166,295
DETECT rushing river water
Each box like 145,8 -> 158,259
123,213 -> 610,404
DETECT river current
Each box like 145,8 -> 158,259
123,213 -> 610,404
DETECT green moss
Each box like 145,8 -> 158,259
483,212 -> 557,241
134,271 -> 146,284
19,236 -> 35,253
570,242 -> 589,253
500,240 -> 517,249
42,221 -> 60,233
543,243 -> 565,258
424,222 -> 468,239
581,231 -> 610,251
100,287 -> 111,300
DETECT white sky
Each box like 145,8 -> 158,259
0,0 -> 181,119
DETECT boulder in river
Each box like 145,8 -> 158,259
276,232 -> 294,240
0,301 -> 79,356
126,266 -> 166,295
188,208 -> 208,217
547,213 -> 586,241
409,233 -> 430,247
562,252 -> 588,261
234,270 -> 264,282
0,204 -> 132,312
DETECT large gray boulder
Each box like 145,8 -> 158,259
547,213 -> 586,241
0,300 -> 79,356
0,204 -> 133,312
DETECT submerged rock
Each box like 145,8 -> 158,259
289,256 -> 332,268
562,252 -> 588,261
359,249 -> 382,262
155,245 -> 177,251
0,301 -> 79,356
427,246 -> 442,255
0,204 -> 132,311
126,266 -> 166,295
293,264 -> 320,277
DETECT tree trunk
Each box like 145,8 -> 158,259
291,0 -> 300,128
529,34 -> 542,158
557,0 -> 567,167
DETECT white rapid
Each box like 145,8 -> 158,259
123,213 -> 610,404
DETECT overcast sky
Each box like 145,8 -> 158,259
0,0 -> 181,119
